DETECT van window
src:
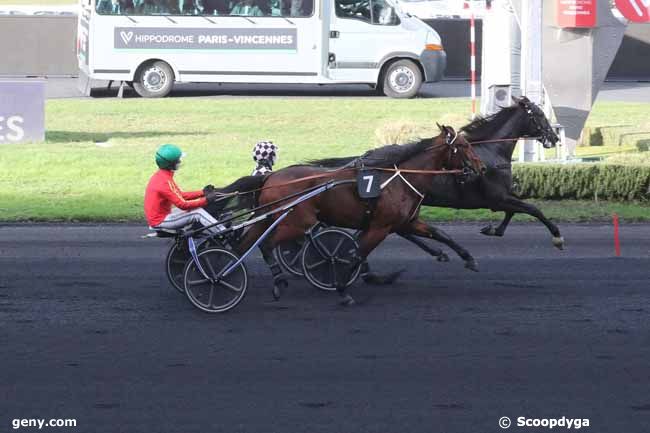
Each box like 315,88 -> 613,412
95,0 -> 313,17
335,0 -> 399,25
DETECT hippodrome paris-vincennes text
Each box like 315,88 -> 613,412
133,34 -> 294,45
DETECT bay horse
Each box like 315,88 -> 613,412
310,97 -> 563,272
229,125 -> 484,305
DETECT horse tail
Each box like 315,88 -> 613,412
205,174 -> 269,216
219,174 -> 268,195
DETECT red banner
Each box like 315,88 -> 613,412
556,0 -> 597,28
615,0 -> 650,23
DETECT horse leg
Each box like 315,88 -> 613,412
359,259 -> 406,285
499,197 -> 564,249
234,220 -> 289,300
336,226 -> 392,306
361,234 -> 450,286
480,212 -> 514,237
259,240 -> 288,301
403,219 -> 479,272
399,233 -> 450,262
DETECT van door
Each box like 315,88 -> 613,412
328,0 -> 404,82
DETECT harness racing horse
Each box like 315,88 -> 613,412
310,97 -> 563,272
428,96 -> 564,248
230,125 -> 484,305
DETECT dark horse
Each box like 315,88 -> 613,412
226,125 -> 484,305
301,97 -> 563,267
428,96 -> 564,249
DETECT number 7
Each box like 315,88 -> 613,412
363,175 -> 374,193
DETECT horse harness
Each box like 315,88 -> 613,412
356,130 -> 464,228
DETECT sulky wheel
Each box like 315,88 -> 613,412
301,228 -> 362,291
165,238 -> 222,294
166,242 -> 191,294
183,248 -> 248,313
274,239 -> 306,277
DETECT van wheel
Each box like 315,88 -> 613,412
133,61 -> 174,98
382,59 -> 422,99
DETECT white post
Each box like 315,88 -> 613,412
470,9 -> 477,119
519,0 -> 543,162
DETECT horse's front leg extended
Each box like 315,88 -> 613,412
499,196 -> 564,249
403,219 -> 478,272
480,212 -> 514,237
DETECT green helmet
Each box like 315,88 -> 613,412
155,144 -> 184,169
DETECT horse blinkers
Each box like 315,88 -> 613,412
444,130 -> 484,184
518,98 -> 559,148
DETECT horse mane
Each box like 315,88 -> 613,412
303,155 -> 357,168
459,104 -> 521,142
305,138 -> 432,169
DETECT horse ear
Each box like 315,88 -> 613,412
436,122 -> 444,132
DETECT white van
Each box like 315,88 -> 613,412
77,0 -> 446,98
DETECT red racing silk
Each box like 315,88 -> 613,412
144,169 -> 207,226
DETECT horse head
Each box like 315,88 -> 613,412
436,123 -> 485,178
512,96 -> 560,148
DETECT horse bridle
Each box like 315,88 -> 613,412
443,129 -> 483,182
521,103 -> 556,146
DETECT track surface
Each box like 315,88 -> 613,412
1,223 -> 650,433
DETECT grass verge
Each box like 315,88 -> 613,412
419,200 -> 650,223
0,0 -> 74,5
1,97 -> 650,222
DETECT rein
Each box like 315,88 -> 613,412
465,136 -> 542,145
219,132 -> 475,200
229,165 -> 465,198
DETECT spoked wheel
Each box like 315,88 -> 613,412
166,242 -> 190,294
274,239 -> 306,277
165,238 -> 222,294
183,248 -> 248,313
301,228 -> 362,291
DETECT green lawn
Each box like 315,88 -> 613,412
1,97 -> 649,222
420,200 -> 650,223
0,0 -> 74,4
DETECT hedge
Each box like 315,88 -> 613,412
512,164 -> 650,201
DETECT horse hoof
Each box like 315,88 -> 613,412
480,225 -> 496,236
362,270 -> 401,285
437,253 -> 450,262
465,258 -> 479,272
384,269 -> 405,284
272,279 -> 287,301
339,294 -> 356,306
552,236 -> 565,250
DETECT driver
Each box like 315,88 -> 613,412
251,140 -> 278,176
144,144 -> 222,235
